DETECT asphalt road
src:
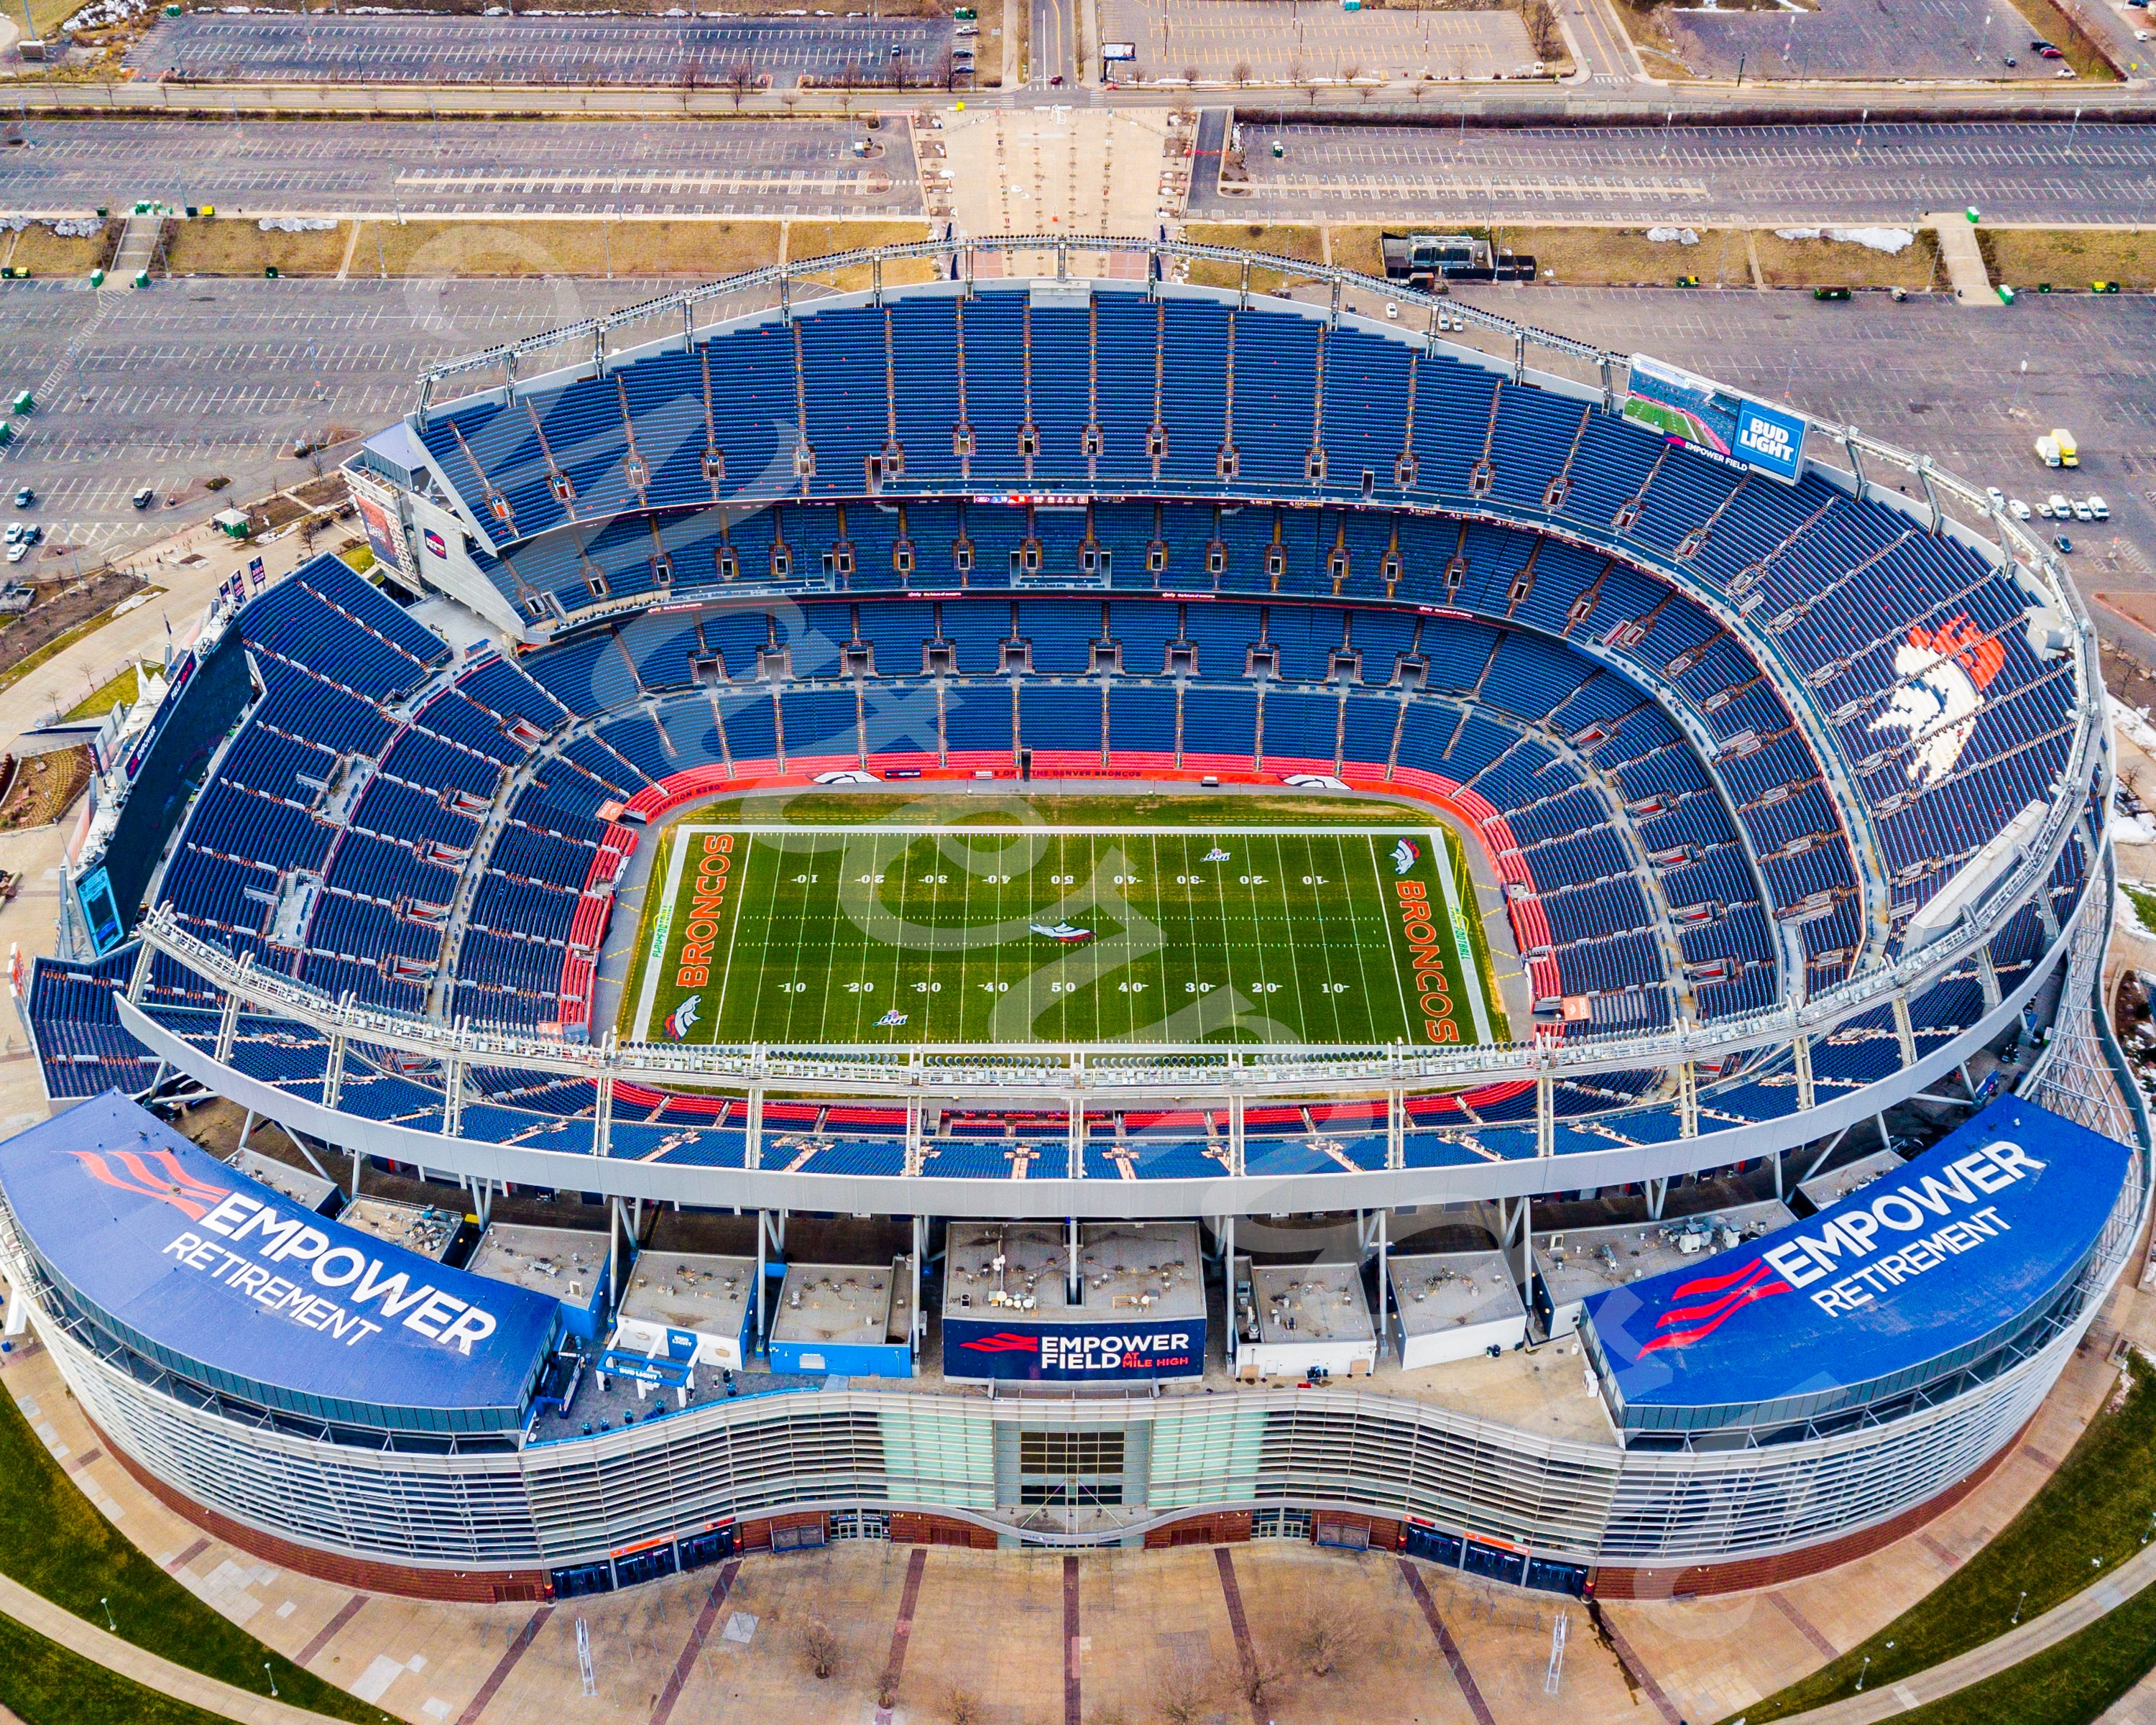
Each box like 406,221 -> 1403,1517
126,12 -> 957,89
0,119 -> 924,218
1192,118 -> 2156,224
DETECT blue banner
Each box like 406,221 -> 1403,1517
1584,1098 -> 2129,1418
944,1315 -> 1205,1381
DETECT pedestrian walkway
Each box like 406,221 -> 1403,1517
1773,1536 -> 2156,1725
0,1573 -> 350,1725
1930,211 -> 1999,305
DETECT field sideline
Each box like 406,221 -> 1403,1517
616,813 -> 1507,1049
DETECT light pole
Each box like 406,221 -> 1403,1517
264,1663 -> 278,1698
1856,1655 -> 1871,1692
100,1597 -> 115,1632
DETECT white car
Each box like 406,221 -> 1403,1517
2048,493 -> 2072,518
2037,500 -> 2055,518
4,545 -> 24,566
2009,498 -> 2032,520
2089,494 -> 2110,520
2072,499 -> 2092,521
1986,486 -> 2006,509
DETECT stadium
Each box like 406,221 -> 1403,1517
6,234 -> 2145,1610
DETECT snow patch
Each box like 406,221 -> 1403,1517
1774,226 -> 1916,255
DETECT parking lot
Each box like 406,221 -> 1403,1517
0,270 -> 2150,628
0,119 -> 923,218
1664,0 -> 2086,82
126,13 -> 957,88
1094,0 -> 1534,82
1192,119 -> 2156,224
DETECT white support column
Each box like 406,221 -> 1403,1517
746,1085 -> 764,1169
756,1210 -> 769,1352
126,937 -> 155,1004
1222,1213 -> 1235,1367
1387,1088 -> 1404,1170
1228,1092 -> 1245,1176
1892,993 -> 1917,1067
593,1069 -> 614,1159
1677,1060 -> 1698,1140
911,1215 -> 925,1356
1794,1033 -> 1815,1112
323,1031 -> 346,1111
1375,1208 -> 1389,1368
1976,944 -> 2001,1011
906,1099 -> 924,1176
1535,1072 -> 1554,1158
1067,1215 -> 1080,1302
1645,1177 -> 1667,1220
236,1109 -> 254,1156
213,989 -> 241,1064
608,1196 -> 623,1320
1068,1098 -> 1083,1181
1520,1193 -> 1535,1322
441,1028 -> 465,1141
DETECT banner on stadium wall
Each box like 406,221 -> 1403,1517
353,492 -> 411,579
1583,1098 -> 2130,1418
1623,354 -> 1809,484
944,1315 -> 1205,1382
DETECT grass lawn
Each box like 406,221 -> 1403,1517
0,1386 -> 379,1722
351,218 -> 780,280
160,218 -> 352,279
618,793 -> 1501,1047
1978,229 -> 2156,293
63,664 -> 137,721
4,221 -> 119,279
1753,228 -> 1941,290
2130,888 -> 2156,935
1184,221 -> 1328,291
1726,1371 -> 2156,1724
0,1612 -> 251,1725
788,218 -> 940,289
1892,1576 -> 2156,1725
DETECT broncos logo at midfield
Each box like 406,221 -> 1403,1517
1869,615 -> 2005,789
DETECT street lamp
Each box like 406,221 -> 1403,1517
100,1597 -> 115,1632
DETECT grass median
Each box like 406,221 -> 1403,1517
1724,1368 -> 2156,1724
0,1385 -> 379,1721
1890,1575 -> 2156,1725
0,1612 -> 249,1725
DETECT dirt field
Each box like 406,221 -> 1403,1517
1752,228 -> 1940,290
0,569 -> 150,695
788,218 -> 939,288
1186,221 -> 1331,290
347,218 -> 781,279
0,745 -> 91,831
160,218 -> 352,279
1978,227 -> 2156,292
3,221 -> 120,279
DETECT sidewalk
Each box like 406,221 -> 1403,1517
0,1573 -> 352,1725
1774,1537 -> 2156,1725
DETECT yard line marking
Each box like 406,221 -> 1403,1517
713,830 -> 752,1041
1268,832 -> 1310,1040
1335,832 -> 1384,1046
633,825 -> 691,1043
1433,830 -> 1494,1045
1368,833 -> 1414,1046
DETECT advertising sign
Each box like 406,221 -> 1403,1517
75,866 -> 124,954
354,492 -> 410,577
1623,353 -> 1809,484
1101,40 -> 1135,59
1583,1098 -> 2129,1422
944,1315 -> 1205,1381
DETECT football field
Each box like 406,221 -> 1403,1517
622,819 -> 1504,1048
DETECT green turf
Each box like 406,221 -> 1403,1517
1725,1371 -> 2156,1724
1886,1576 -> 2156,1725
622,811 -> 1504,1048
0,1386 -> 379,1723
0,1611 -> 258,1725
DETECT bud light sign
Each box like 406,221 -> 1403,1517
1733,399 -> 1807,483
944,1316 -> 1206,1382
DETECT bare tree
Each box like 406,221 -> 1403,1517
1298,1598 -> 1364,1676
724,58 -> 758,107
1182,61 -> 1200,82
1233,58 -> 1253,83
1236,1649 -> 1288,1714
801,1618 -> 839,1680
946,1688 -> 985,1725
1153,1664 -> 1213,1725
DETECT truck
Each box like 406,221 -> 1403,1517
2035,428 -> 2079,468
